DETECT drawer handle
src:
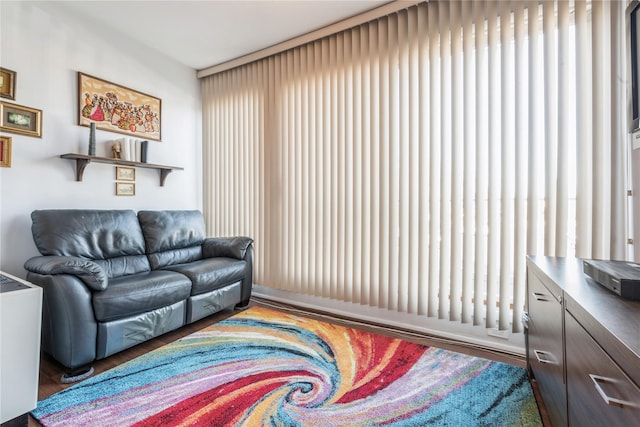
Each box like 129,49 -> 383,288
589,374 -> 638,409
533,349 -> 557,365
532,292 -> 550,302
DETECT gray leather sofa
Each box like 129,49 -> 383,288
24,209 -> 253,380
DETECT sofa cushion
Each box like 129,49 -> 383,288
163,258 -> 247,296
138,210 -> 207,269
92,270 -> 191,322
31,209 -> 147,259
138,210 -> 206,252
93,255 -> 152,279
147,246 -> 203,271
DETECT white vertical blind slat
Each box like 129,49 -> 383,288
543,0 -> 558,256
398,10 -> 410,313
321,39 -> 331,297
486,0 -> 499,329
450,0 -> 463,322
473,0 -> 488,326
592,0 -> 613,259
428,3 -> 441,318
378,17 -> 390,309
513,0 -> 527,334
360,25 -> 372,305
285,51 -> 294,288
417,3 -> 430,317
294,47 -> 303,291
407,10 -> 420,314
368,22 -> 380,308
337,32 -> 347,301
343,31 -> 354,302
329,35 -> 338,299
461,0 -> 475,324
527,0 -> 540,257
388,14 -> 400,311
499,0 -> 515,331
352,28 -> 363,304
300,45 -> 310,294
574,0 -> 593,258
556,0 -> 570,257
439,0 -> 452,320
308,43 -> 318,295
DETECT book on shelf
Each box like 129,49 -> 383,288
135,140 -> 141,162
120,138 -> 130,161
115,138 -> 148,163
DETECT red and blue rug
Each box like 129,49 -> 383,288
32,306 -> 542,426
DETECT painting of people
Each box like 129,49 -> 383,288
78,72 -> 161,141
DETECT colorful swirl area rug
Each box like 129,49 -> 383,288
32,306 -> 542,427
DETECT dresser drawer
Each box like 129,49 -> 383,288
565,312 -> 640,427
527,269 -> 567,427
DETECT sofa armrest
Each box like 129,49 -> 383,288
26,271 -> 98,369
24,256 -> 108,291
202,236 -> 253,260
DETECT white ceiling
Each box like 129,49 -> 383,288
49,0 -> 390,71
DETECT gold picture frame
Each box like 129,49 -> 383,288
78,72 -> 161,141
0,135 -> 11,167
0,101 -> 42,138
115,166 -> 135,181
116,182 -> 135,196
0,68 -> 16,100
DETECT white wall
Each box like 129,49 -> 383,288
0,1 -> 202,277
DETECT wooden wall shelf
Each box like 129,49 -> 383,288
60,153 -> 184,186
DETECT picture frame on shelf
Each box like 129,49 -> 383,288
0,135 -> 11,167
78,72 -> 161,141
0,68 -> 16,100
0,101 -> 42,138
116,182 -> 135,196
115,166 -> 135,181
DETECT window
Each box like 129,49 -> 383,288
202,0 -> 628,343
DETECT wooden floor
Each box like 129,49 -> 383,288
30,298 -> 550,426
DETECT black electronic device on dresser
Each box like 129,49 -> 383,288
526,256 -> 640,427
582,259 -> 640,300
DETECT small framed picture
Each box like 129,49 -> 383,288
0,101 -> 42,138
116,166 -> 135,181
0,68 -> 16,100
0,135 -> 11,167
116,182 -> 135,196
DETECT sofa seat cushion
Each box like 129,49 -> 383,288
164,258 -> 247,296
93,270 -> 191,322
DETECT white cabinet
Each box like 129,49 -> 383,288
0,272 -> 42,424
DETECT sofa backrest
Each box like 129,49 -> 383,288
137,210 -> 206,269
31,209 -> 150,278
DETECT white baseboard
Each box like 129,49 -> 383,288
252,284 -> 526,357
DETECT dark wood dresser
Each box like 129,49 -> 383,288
526,256 -> 640,427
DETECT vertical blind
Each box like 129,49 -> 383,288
202,0 -> 628,333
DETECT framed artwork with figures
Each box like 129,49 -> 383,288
78,72 -> 161,141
